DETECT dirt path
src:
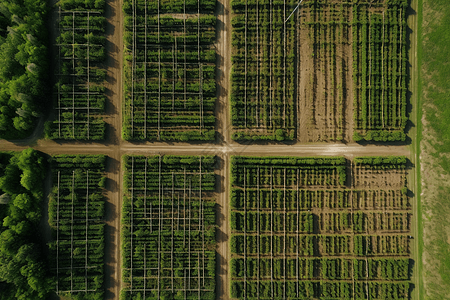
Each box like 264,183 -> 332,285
216,0 -> 231,145
215,0 -> 232,298
103,0 -> 123,298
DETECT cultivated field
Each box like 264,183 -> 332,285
231,0 -> 409,142
0,0 -> 421,299
120,155 -> 217,299
122,0 -> 217,141
48,155 -> 107,299
230,155 -> 412,299
45,0 -> 108,140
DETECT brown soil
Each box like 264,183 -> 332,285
297,2 -> 354,143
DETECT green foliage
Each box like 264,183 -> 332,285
122,0 -> 217,141
0,0 -> 49,139
0,149 -> 52,299
48,154 -> 107,299
121,155 -> 217,297
46,0 -> 106,140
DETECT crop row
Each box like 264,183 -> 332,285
230,233 -> 409,257
231,257 -> 409,281
231,280 -> 410,300
231,188 -> 409,210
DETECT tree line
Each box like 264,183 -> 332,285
0,0 -> 49,139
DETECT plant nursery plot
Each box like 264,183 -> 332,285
45,0 -> 107,140
122,0 -> 217,141
121,155 -> 217,300
48,155 -> 107,299
230,155 -> 412,299
231,0 -> 409,142
231,0 -> 297,141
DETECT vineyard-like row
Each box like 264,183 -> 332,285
122,0 -> 217,141
48,155 -> 107,299
121,155 -> 216,300
230,155 -> 411,299
45,0 -> 107,140
231,0 -> 297,141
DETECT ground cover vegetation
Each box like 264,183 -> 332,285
121,155 -> 217,299
45,0 -> 107,140
48,154 -> 107,300
0,149 -> 53,299
230,155 -> 412,299
231,0 -> 409,142
418,0 -> 450,298
0,0 -> 49,139
122,0 -> 217,141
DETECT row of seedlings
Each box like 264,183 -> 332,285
230,155 -> 412,299
121,155 -> 217,299
231,0 -> 297,141
122,0 -> 217,141
46,0 -> 107,140
48,155 -> 107,299
352,0 -> 408,142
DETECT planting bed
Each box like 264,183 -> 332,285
230,155 -> 411,299
48,155 -> 107,299
121,155 -> 217,299
122,0 -> 217,141
46,0 -> 107,140
231,0 -> 297,141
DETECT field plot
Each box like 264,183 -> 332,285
48,155 -> 107,299
351,0 -> 408,142
121,155 -> 217,299
231,0 -> 408,142
122,0 -> 217,141
231,0 -> 297,141
45,0 -> 107,140
230,155 -> 412,299
297,0 -> 352,142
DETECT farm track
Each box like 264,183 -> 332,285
0,0 -> 417,299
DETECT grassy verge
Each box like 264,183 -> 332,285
418,0 -> 450,298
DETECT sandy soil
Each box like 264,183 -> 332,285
298,2 -> 353,143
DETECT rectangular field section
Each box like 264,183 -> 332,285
121,155 -> 217,299
230,155 -> 411,299
46,0 -> 107,140
48,155 -> 107,298
122,0 -> 217,141
231,0 -> 297,141
231,0 -> 409,142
